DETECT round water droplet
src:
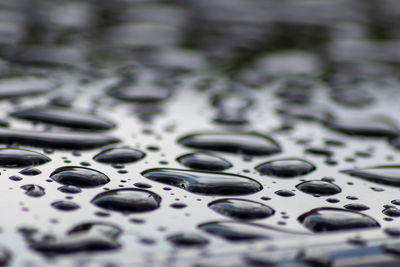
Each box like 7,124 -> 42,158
0,148 -> 50,168
93,147 -> 145,164
50,166 -> 110,188
177,152 -> 232,171
142,168 -> 262,195
255,158 -> 315,178
296,180 -> 341,196
91,188 -> 161,213
178,132 -> 281,156
208,198 -> 274,220
298,207 -> 380,232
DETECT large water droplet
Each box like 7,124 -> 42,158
0,148 -> 50,168
0,76 -> 55,100
11,107 -> 115,131
208,199 -> 274,220
255,158 -> 315,178
0,128 -> 119,150
50,166 -> 110,188
29,222 -> 122,255
296,180 -> 341,196
178,132 -> 281,156
326,116 -> 399,138
142,168 -> 262,195
177,152 -> 232,171
199,221 -> 305,242
93,147 -> 145,164
91,188 -> 161,213
298,207 -> 380,232
342,165 -> 400,187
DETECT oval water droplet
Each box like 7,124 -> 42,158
199,221 -> 305,242
93,147 -> 145,164
178,132 -> 281,156
50,166 -> 110,188
142,168 -> 262,195
11,107 -> 115,131
51,200 -> 80,211
108,83 -> 171,102
91,188 -> 161,213
277,104 -> 334,123
326,116 -> 399,138
0,128 -> 119,150
342,165 -> 400,187
167,233 -> 209,247
19,167 -> 41,176
298,207 -> 380,232
275,189 -> 295,197
255,158 -> 315,178
383,207 -> 400,217
344,203 -> 370,211
296,180 -> 341,196
58,185 -> 82,194
208,198 -> 274,220
0,76 -> 56,100
21,184 -> 45,197
177,152 -> 232,171
0,148 -> 50,168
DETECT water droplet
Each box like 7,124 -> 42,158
199,221 -> 305,242
170,203 -> 187,209
384,227 -> 400,237
326,116 -> 399,138
21,184 -> 45,197
50,166 -> 110,188
383,207 -> 400,217
342,165 -> 400,187
0,128 -> 119,150
177,152 -> 232,171
93,147 -> 145,164
58,185 -> 82,194
19,167 -> 41,176
108,83 -> 171,102
178,132 -> 281,156
51,200 -> 80,211
208,199 -> 274,220
382,243 -> 400,256
167,233 -> 209,247
344,203 -> 370,211
296,181 -> 341,196
275,190 -> 295,197
298,207 -> 380,232
91,188 -> 161,213
0,76 -> 55,100
255,158 -> 315,178
11,107 -> 115,131
142,168 -> 262,195
0,148 -> 50,168
29,222 -> 122,255
277,104 -> 334,123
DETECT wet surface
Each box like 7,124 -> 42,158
0,0 -> 400,266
